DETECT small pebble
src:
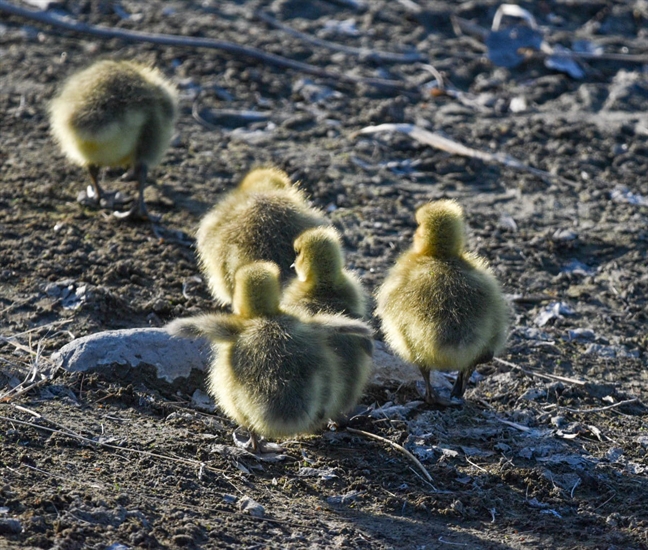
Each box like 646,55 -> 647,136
238,496 -> 264,518
0,518 -> 22,535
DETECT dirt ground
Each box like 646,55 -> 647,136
1,0 -> 647,548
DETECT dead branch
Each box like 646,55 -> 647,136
355,123 -> 578,187
0,0 -> 413,92
346,427 -> 435,486
256,11 -> 425,64
557,398 -> 640,414
495,357 -> 586,386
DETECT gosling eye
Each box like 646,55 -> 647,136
290,262 -> 296,270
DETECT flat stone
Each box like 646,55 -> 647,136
52,329 -> 442,394
52,328 -> 212,395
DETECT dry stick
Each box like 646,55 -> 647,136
0,336 -> 56,365
0,376 -> 52,403
495,418 -> 532,432
356,123 -> 578,187
256,11 -> 425,64
558,398 -> 640,414
0,1 -> 412,92
1,318 -> 74,340
494,357 -> 586,386
346,427 -> 434,485
0,414 -> 220,473
0,331 -> 63,402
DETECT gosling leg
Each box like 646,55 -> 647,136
113,163 -> 160,222
451,370 -> 470,399
248,431 -> 260,453
80,164 -> 131,209
450,351 -> 494,398
421,366 -> 460,407
419,366 -> 440,404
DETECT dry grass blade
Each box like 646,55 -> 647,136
0,320 -> 70,402
346,427 -> 435,486
356,123 -> 576,186
1,318 -> 74,341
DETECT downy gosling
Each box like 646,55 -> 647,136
282,226 -> 368,319
280,226 -> 374,419
197,167 -> 327,306
167,261 -> 372,451
49,60 -> 178,220
376,199 -> 508,404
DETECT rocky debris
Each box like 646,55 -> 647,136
0,518 -> 23,535
237,496 -> 264,518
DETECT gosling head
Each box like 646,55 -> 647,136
293,227 -> 344,284
232,261 -> 282,318
238,167 -> 292,193
413,199 -> 466,258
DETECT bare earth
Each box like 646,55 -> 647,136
1,1 -> 647,549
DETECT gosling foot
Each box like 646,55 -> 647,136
420,367 -> 462,408
113,200 -> 161,223
232,429 -> 283,454
78,185 -> 131,210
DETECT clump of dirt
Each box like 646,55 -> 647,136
1,1 -> 647,548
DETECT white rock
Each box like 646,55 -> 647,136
52,328 -> 211,391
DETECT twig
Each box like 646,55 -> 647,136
0,1 -> 412,92
191,96 -> 270,131
0,376 -> 52,403
0,296 -> 33,315
1,318 -> 74,340
355,123 -> 578,187
0,414 -> 218,472
495,418 -> 531,432
593,491 -> 616,511
495,357 -> 586,386
465,457 -> 488,473
346,427 -> 434,484
0,335 -> 57,365
256,11 -> 424,64
12,404 -> 42,418
558,398 -> 640,414
438,537 -> 468,546
489,507 -> 497,523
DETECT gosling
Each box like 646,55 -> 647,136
168,261 -> 372,451
280,226 -> 368,318
375,200 -> 508,404
49,60 -> 178,220
197,167 -> 327,306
